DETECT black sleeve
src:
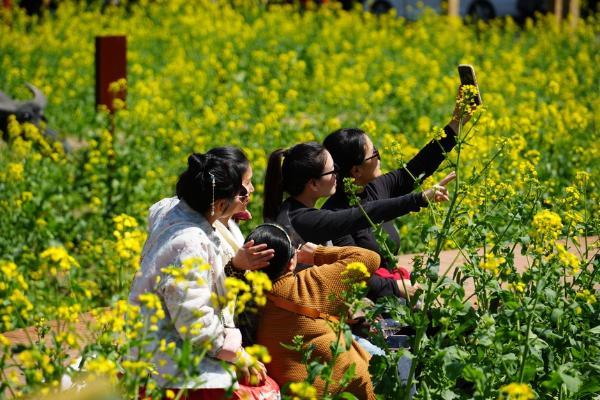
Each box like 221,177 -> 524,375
366,275 -> 401,301
331,233 -> 356,247
292,193 -> 425,245
371,125 -> 457,199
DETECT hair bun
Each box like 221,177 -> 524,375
188,153 -> 209,171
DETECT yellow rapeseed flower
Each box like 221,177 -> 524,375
288,381 -> 318,400
7,162 -> 24,181
479,254 -> 506,275
341,261 -> 370,284
498,382 -> 535,400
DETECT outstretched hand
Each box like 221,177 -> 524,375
232,240 -> 275,270
422,171 -> 456,203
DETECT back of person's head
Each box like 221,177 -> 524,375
263,142 -> 327,221
207,147 -> 249,178
246,224 -> 295,281
176,152 -> 242,214
323,128 -> 367,187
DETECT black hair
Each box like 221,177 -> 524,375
263,142 -> 328,221
323,128 -> 367,191
176,152 -> 242,214
246,224 -> 295,282
207,147 -> 250,179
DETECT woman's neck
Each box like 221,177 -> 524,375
217,216 -> 231,227
204,212 -> 220,226
293,192 -> 318,208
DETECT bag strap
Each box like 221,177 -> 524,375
266,293 -> 359,324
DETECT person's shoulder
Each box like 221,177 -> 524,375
364,174 -> 393,200
322,192 -> 346,210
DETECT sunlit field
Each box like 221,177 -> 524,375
0,1 -> 598,398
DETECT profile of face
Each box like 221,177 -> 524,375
228,165 -> 254,217
315,150 -> 337,197
351,134 -> 381,186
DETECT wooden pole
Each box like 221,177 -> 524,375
569,0 -> 580,29
554,0 -> 564,25
448,0 -> 460,17
95,36 -> 127,114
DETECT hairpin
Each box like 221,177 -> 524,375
209,171 -> 216,216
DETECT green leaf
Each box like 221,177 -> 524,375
344,327 -> 353,351
441,389 -> 459,400
339,363 -> 356,388
589,325 -> 600,334
550,308 -> 563,323
336,393 -> 358,400
558,369 -> 582,393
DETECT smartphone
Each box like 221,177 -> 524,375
458,64 -> 483,105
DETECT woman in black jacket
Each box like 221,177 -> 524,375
321,93 -> 469,278
262,141 -> 452,301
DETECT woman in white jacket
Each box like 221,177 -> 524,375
128,151 -> 273,398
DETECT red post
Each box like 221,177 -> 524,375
95,36 -> 127,114
2,0 -> 12,9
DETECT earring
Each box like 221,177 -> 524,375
209,172 -> 216,216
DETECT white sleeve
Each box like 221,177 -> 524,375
157,237 -> 225,356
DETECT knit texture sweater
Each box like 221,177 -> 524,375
255,246 -> 380,399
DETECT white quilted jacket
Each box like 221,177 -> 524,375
128,197 -> 237,389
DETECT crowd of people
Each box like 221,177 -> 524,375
127,86 -> 471,399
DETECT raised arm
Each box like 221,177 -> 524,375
372,125 -> 457,199
298,246 -> 380,314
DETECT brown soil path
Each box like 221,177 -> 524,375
397,236 -> 598,307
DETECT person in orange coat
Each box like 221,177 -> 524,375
247,223 -> 380,400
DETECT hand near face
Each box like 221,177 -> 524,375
232,240 -> 275,270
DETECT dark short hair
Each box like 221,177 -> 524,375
246,224 -> 295,282
323,128 -> 367,190
176,152 -> 242,214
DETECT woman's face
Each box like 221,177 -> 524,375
226,165 -> 254,217
315,151 -> 337,197
352,134 -> 381,186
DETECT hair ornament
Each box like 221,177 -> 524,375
257,223 -> 294,256
209,171 -> 216,216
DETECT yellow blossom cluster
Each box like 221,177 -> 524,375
341,261 -> 370,289
112,214 -> 147,269
576,289 -> 597,305
498,382 -> 535,400
479,254 -> 506,275
530,210 -> 563,250
39,246 -> 80,277
288,381 -> 318,400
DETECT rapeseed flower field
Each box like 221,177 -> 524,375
0,1 -> 598,399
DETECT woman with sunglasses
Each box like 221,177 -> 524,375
129,150 -> 276,398
263,142 -> 450,301
321,93 -> 467,290
208,147 -> 274,275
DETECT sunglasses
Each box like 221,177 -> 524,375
364,147 -> 381,162
319,165 -> 339,177
237,186 -> 249,201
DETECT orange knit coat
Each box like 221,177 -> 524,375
255,246 -> 380,400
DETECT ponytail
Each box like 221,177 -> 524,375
263,149 -> 286,221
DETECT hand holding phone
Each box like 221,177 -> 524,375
458,64 -> 483,105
